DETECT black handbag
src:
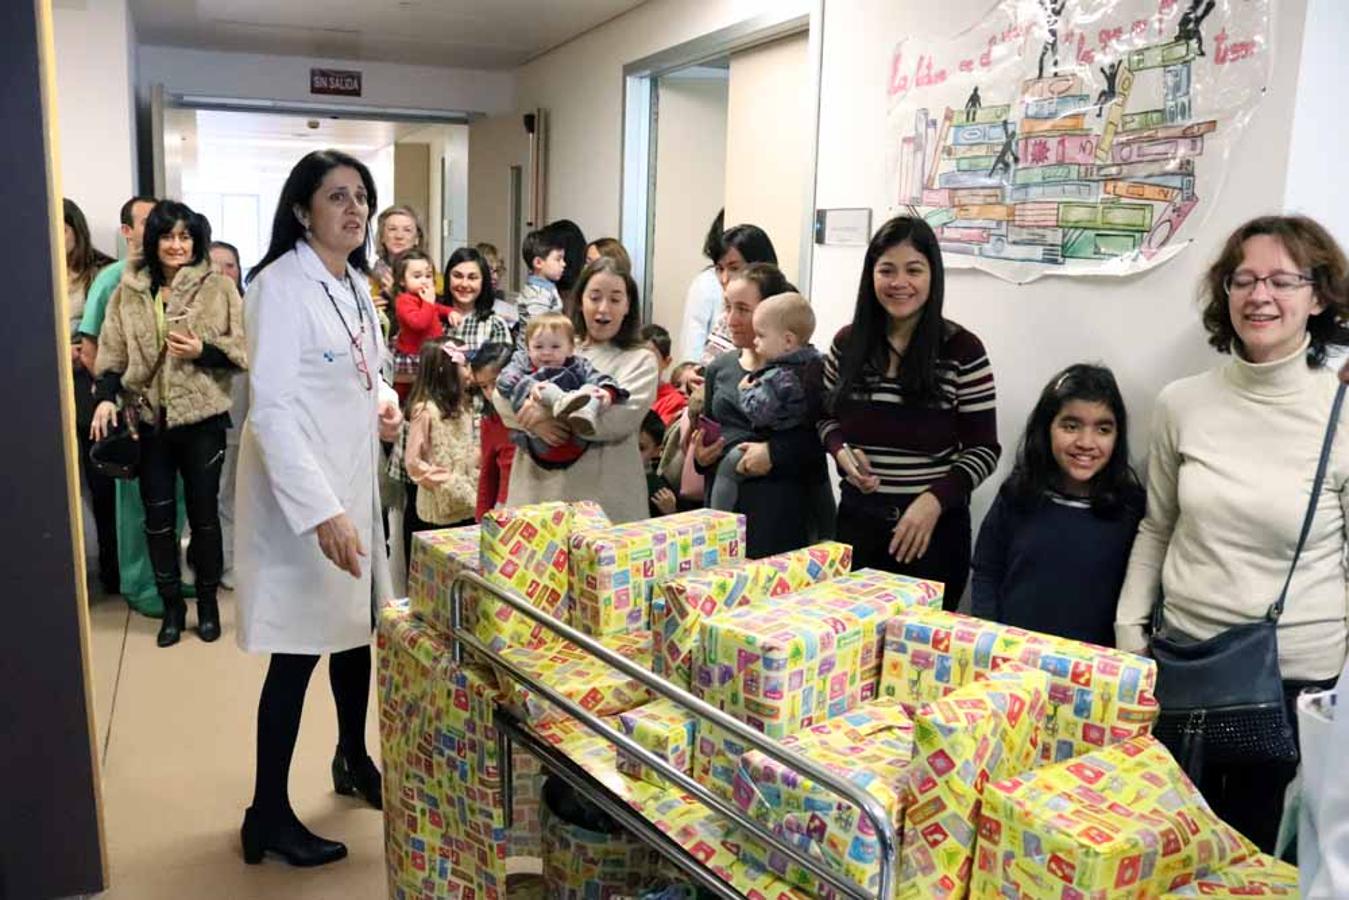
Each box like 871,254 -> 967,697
88,344 -> 168,480
1150,381 -> 1346,781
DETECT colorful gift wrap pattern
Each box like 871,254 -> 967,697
897,663 -> 1050,900
532,716 -> 806,899
500,631 -> 655,725
509,746 -> 544,859
616,698 -> 699,789
407,524 -> 481,636
730,699 -> 916,895
476,502 -> 610,652
695,569 -> 945,743
971,736 -> 1257,900
879,607 -> 1158,764
569,509 -> 745,638
377,607 -> 515,899
1159,854 -> 1299,896
540,801 -> 663,899
653,541 -> 854,687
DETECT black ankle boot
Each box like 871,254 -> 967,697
157,597 -> 186,648
240,805 -> 347,867
196,597 -> 221,643
332,747 -> 382,810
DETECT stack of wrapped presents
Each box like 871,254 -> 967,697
378,502 -> 1299,899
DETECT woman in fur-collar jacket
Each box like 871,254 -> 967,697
92,200 -> 247,648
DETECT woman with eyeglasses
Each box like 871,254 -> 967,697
1116,215 -> 1349,853
234,149 -> 403,867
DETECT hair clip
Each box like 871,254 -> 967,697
442,343 -> 467,366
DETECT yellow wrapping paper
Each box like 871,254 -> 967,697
898,663 -> 1050,900
616,698 -> 699,789
653,541 -> 854,687
1159,853 -> 1299,896
569,509 -> 745,637
377,606 -> 513,899
695,569 -> 944,744
730,699 -> 915,895
972,736 -> 1257,899
880,608 -> 1158,764
407,524 -> 480,636
500,631 -> 655,725
541,800 -> 662,898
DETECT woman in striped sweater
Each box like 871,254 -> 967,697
819,216 -> 999,609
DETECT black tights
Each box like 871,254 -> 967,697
138,418 -> 226,603
251,645 -> 372,816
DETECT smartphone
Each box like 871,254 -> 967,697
697,415 -> 722,446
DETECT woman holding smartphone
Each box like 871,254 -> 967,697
92,200 -> 248,647
693,263 -> 834,557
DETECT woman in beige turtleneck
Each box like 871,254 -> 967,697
1116,215 -> 1349,853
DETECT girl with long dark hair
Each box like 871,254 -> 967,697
819,215 -> 1000,608
970,364 -> 1143,645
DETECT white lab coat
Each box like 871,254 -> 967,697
234,240 -> 396,655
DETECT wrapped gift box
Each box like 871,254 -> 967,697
880,608 -> 1158,764
540,799 -> 662,898
653,541 -> 854,687
377,607 -> 514,899
972,736 -> 1257,900
500,631 -> 654,725
474,502 -> 612,652
407,524 -> 481,637
569,509 -> 745,637
696,570 -> 944,741
615,698 -> 699,789
899,663 -> 1050,899
730,699 -> 915,894
1160,854 -> 1299,896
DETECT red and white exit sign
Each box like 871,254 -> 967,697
310,68 -> 362,97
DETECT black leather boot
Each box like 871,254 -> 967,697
332,747 -> 382,810
157,597 -> 186,648
240,805 -> 347,867
196,596 -> 221,643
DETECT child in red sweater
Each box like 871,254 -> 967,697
391,249 -> 455,404
470,342 -> 516,520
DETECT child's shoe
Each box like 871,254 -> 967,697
535,382 -> 565,408
553,389 -> 591,419
561,395 -> 600,438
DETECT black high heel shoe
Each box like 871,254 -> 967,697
240,806 -> 347,867
196,597 -> 221,643
157,598 -> 186,648
331,747 -> 383,810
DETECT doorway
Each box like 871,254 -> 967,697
160,106 -> 468,275
620,6 -> 824,353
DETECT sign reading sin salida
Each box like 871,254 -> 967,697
310,68 -> 362,97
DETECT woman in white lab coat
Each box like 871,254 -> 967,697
234,149 -> 402,868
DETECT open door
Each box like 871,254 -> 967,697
468,110 -> 545,294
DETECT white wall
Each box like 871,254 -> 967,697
810,0 -> 1311,534
1283,0 -> 1349,244
137,45 -> 516,118
724,33 -> 810,285
53,0 -> 138,255
651,76 -> 728,349
396,124 -> 470,266
514,0 -> 811,240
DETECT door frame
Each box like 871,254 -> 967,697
619,3 -> 825,320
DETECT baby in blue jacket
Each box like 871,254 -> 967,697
708,292 -> 822,512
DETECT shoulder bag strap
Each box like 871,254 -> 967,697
1270,380 -> 1347,620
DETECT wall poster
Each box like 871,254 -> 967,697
887,0 -> 1271,282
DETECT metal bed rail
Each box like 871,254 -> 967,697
449,570 -> 898,900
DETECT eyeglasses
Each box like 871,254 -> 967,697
1224,271 -> 1314,298
320,279 -> 374,392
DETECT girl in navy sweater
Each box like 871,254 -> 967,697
970,364 -> 1144,647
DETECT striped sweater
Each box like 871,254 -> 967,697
818,322 -> 1000,512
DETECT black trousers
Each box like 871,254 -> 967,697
836,496 -> 971,611
251,646 -> 372,816
1198,676 -> 1337,854
78,426 -> 120,590
137,417 -> 227,603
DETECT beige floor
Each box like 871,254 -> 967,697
89,588 -> 388,898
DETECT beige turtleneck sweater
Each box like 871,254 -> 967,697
1116,338 -> 1349,681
